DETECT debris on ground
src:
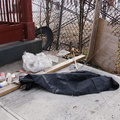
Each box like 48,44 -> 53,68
19,71 -> 119,96
0,72 -> 5,82
73,106 -> 77,108
57,49 -> 70,57
22,52 -> 59,72
46,54 -> 58,63
62,48 -> 80,59
0,71 -> 27,88
0,54 -> 85,97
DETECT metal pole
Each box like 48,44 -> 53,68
102,0 -> 107,19
78,0 -> 84,52
56,0 -> 64,50
46,0 -> 50,27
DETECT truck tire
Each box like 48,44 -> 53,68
35,26 -> 53,50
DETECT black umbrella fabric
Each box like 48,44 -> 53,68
19,71 -> 119,96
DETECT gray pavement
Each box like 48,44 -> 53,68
0,62 -> 120,120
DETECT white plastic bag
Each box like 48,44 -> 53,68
57,49 -> 70,57
46,54 -> 58,63
22,52 -> 52,72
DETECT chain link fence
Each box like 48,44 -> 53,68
32,0 -> 120,51
32,0 -> 120,73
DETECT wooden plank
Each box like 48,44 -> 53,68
0,84 -> 20,97
39,54 -> 85,74
87,0 -> 102,61
0,54 -> 85,97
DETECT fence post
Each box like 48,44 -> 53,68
78,0 -> 85,52
87,0 -> 102,61
56,0 -> 64,50
21,0 -> 35,40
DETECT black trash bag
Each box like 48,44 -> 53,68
19,71 -> 119,96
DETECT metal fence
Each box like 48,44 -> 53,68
32,0 -> 120,51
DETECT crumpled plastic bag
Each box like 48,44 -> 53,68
46,54 -> 58,63
22,52 -> 52,72
57,49 -> 70,57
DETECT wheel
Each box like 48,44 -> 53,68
35,26 -> 53,50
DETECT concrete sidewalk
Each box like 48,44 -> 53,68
0,62 -> 120,120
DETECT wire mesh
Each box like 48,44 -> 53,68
32,0 -> 120,52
